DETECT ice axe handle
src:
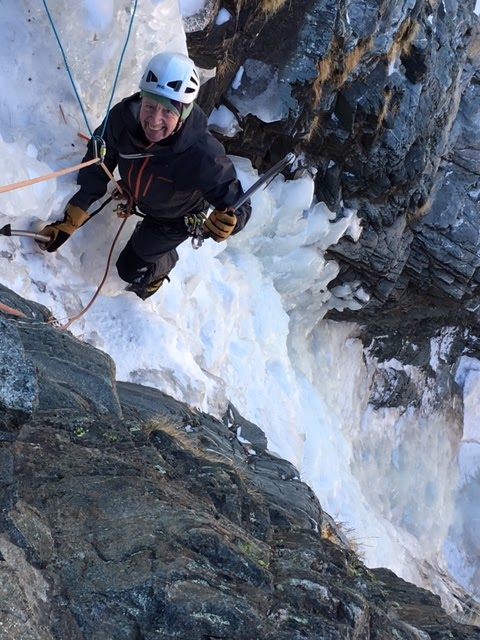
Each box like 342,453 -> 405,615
0,224 -> 52,242
232,152 -> 296,211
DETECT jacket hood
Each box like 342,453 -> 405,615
119,92 -> 208,155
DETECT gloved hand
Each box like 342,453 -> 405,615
203,208 -> 237,242
37,205 -> 90,252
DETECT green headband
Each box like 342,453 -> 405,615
140,90 -> 194,121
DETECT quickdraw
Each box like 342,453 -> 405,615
184,212 -> 207,249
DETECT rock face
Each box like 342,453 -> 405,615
187,0 -> 480,338
1,290 -> 479,638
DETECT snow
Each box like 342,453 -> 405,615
1,0 -> 479,612
179,0 -> 207,18
208,105 -> 241,137
215,7 -> 231,25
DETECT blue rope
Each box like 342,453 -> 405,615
100,0 -> 138,139
41,0 -> 93,135
41,0 -> 138,142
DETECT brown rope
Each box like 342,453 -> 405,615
56,215 -> 130,331
56,189 -> 137,332
0,148 -> 131,330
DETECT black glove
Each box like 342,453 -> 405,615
37,204 -> 90,252
203,208 -> 237,242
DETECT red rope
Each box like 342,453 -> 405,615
57,186 -> 136,331
56,216 -> 130,331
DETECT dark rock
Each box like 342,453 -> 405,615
0,286 -> 479,639
0,288 -> 121,418
0,316 -> 38,421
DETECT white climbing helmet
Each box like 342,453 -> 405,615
139,52 -> 200,105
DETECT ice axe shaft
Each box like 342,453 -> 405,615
0,224 -> 51,242
232,152 -> 296,210
191,152 -> 297,250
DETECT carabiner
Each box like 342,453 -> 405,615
92,135 -> 107,162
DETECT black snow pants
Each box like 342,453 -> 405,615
116,217 -> 189,284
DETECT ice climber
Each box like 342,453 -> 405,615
38,51 -> 251,299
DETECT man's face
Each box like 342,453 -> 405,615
139,98 -> 180,143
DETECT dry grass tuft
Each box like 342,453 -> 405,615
234,0 -> 287,17
377,86 -> 393,130
467,36 -> 480,61
304,114 -> 324,146
401,20 -> 420,57
310,36 -> 372,110
145,417 -> 227,465
336,37 -> 373,86
321,517 -> 368,560
216,54 -> 238,86
310,49 -> 337,109
145,417 -> 267,504
407,197 -> 433,222
388,18 -> 420,66
260,0 -> 288,15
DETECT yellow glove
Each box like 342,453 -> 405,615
37,205 -> 90,252
203,208 -> 237,242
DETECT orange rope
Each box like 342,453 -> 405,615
99,162 -> 123,195
0,157 -> 100,195
0,301 -> 27,318
0,146 -> 129,330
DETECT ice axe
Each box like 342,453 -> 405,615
0,223 -> 51,243
188,152 -> 297,248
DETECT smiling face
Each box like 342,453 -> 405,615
139,98 -> 181,143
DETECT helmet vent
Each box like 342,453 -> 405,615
166,80 -> 183,91
146,70 -> 158,83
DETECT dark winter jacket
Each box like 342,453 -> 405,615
69,93 -> 251,232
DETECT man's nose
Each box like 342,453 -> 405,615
149,107 -> 164,122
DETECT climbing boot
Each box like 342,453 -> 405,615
126,273 -> 170,300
